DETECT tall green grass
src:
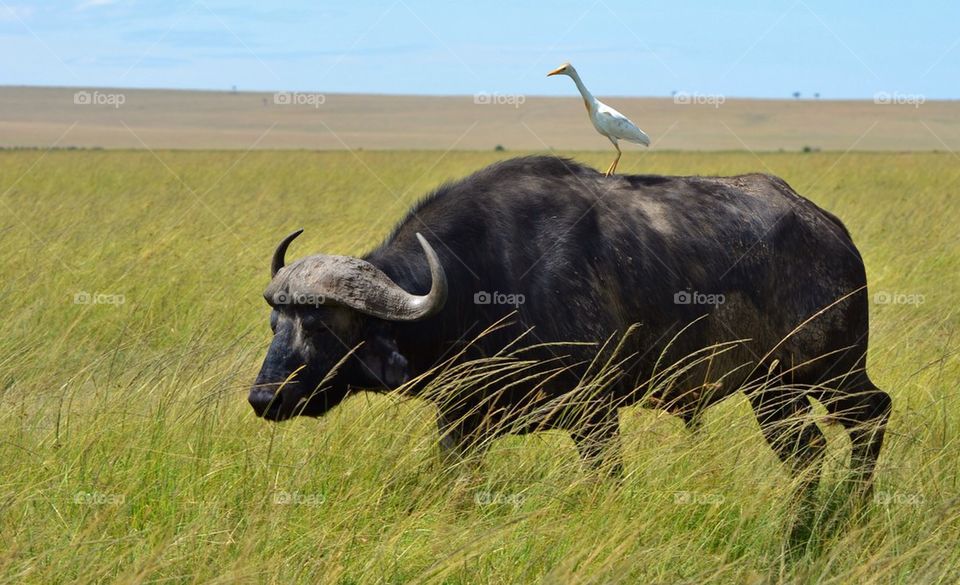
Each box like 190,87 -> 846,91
0,150 -> 957,583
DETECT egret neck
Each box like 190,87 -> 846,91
566,67 -> 596,113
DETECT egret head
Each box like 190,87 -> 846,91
547,62 -> 574,77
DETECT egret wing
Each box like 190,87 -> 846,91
595,102 -> 651,146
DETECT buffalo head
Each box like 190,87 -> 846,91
249,230 -> 447,420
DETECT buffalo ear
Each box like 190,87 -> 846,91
357,333 -> 410,388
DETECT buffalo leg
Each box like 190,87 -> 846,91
748,389 -> 826,522
436,411 -> 488,469
821,376 -> 891,499
572,409 -> 624,477
437,412 -> 466,466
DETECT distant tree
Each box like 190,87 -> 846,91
494,144 -> 506,152
792,91 -> 801,100
813,92 -> 820,99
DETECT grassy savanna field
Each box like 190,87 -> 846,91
0,149 -> 958,583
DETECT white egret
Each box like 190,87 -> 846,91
547,62 -> 650,176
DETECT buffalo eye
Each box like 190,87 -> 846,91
269,310 -> 279,332
299,311 -> 323,332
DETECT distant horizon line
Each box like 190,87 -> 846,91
3,84 -> 955,103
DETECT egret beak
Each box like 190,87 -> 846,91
547,66 -> 566,77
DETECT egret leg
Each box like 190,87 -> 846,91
605,143 -> 622,176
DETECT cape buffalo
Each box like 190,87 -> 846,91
250,156 -> 891,505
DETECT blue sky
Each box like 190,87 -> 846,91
1,0 -> 957,99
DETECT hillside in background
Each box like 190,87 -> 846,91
1,86 -> 957,151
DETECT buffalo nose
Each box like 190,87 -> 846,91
249,388 -> 282,418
